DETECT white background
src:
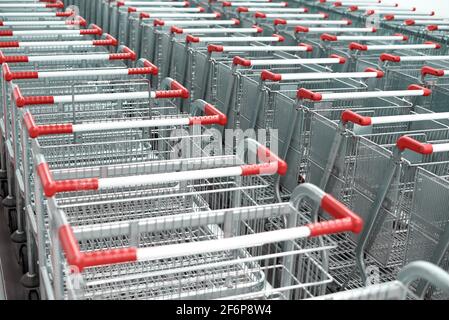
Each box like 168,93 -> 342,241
384,0 -> 449,13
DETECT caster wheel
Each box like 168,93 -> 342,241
7,209 -> 17,234
19,244 -> 28,274
28,290 -> 40,300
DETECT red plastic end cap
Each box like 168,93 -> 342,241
46,0 -> 64,8
140,12 -> 150,19
341,110 -> 372,126
254,12 -> 266,19
0,21 -> 4,27
204,103 -> 227,126
349,5 -> 358,11
408,84 -> 432,96
273,18 -> 286,25
366,9 -> 375,16
261,70 -> 282,81
273,34 -> 285,42
232,18 -> 240,25
198,6 -> 205,12
330,54 -> 346,64
320,33 -> 337,41
233,56 -> 251,67
412,7 -> 416,11
303,7 -> 309,13
256,145 -> 288,176
208,44 -> 224,52
237,6 -> 248,13
372,27 -> 377,32
297,88 -> 322,101
333,1 -> 342,7
320,194 -> 363,234
295,26 -> 309,33
253,25 -> 263,33
394,33 -> 408,41
222,1 -> 231,7
170,26 -> 184,34
186,34 -> 200,43
128,6 -> 137,13
431,11 -> 435,16
23,112 -> 73,138
299,43 -> 313,52
153,19 -> 165,26
0,41 -> 19,48
427,25 -> 439,31
171,80 -> 189,99
394,2 -> 399,7
13,86 -> 25,107
184,1 -> 190,7
344,19 -> 352,25
405,19 -> 415,25
380,53 -> 400,62
116,1 -> 125,7
2,63 -> 11,81
365,67 -> 384,78
319,12 -> 329,18
384,15 -> 394,21
396,136 -> 433,154
0,30 -> 13,37
421,66 -> 444,77
78,17 -> 87,26
349,42 -> 367,51
213,11 -> 222,18
425,41 -> 441,49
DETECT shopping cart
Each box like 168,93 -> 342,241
299,91 -> 449,288
43,181 -> 361,300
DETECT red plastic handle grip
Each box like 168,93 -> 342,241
297,88 -> 322,101
307,194 -> 363,236
23,112 -> 73,138
421,66 -> 445,77
80,24 -> 103,35
93,34 -> 117,46
190,103 -> 227,125
59,225 -> 137,271
321,33 -> 337,41
396,136 -> 433,154
380,53 -> 400,62
109,46 -> 136,60
261,70 -> 282,81
0,30 -> 13,37
233,56 -> 251,67
129,60 -> 158,75
349,42 -> 367,51
295,26 -> 309,33
240,145 -> 288,176
408,84 -> 432,96
0,41 -> 19,48
13,86 -> 54,107
341,110 -> 372,126
37,162 -> 99,197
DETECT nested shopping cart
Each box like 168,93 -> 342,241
31,137 -> 288,298
41,180 -> 362,299
18,95 -> 230,292
297,89 -> 449,289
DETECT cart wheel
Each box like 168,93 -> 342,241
28,289 -> 40,300
19,244 -> 28,274
7,208 -> 17,234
